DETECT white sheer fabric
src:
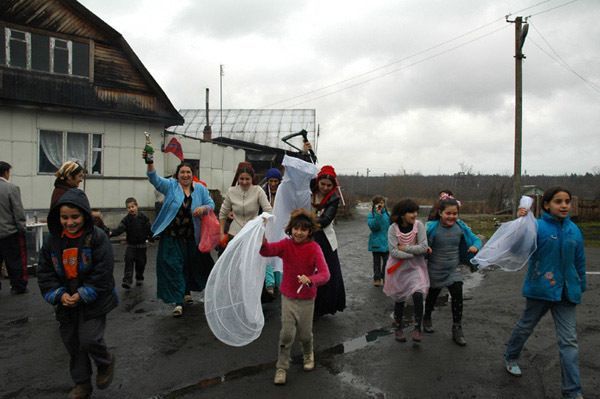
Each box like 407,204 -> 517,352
39,131 -> 62,170
204,214 -> 273,347
67,132 -> 88,166
472,196 -> 537,271
266,155 -> 318,273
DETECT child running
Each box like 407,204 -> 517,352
383,199 -> 430,343
259,209 -> 330,385
504,187 -> 586,399
367,195 -> 390,287
37,189 -> 117,399
110,197 -> 152,289
424,195 -> 482,346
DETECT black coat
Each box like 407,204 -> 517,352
37,189 -> 118,322
110,212 -> 151,245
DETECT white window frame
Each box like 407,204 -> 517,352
50,37 -> 72,75
5,27 -> 31,69
38,130 -> 104,175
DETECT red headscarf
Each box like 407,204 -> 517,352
314,165 -> 338,208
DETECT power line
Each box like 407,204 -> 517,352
259,0 -> 565,109
528,22 -> 600,95
528,0 -> 580,17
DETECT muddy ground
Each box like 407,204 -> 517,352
1,208 -> 599,399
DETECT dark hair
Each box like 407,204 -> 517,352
231,162 -> 256,186
390,199 -> 419,224
371,195 -> 385,213
439,189 -> 454,197
0,161 -> 11,176
542,186 -> 572,213
431,198 -> 460,220
284,209 -> 320,237
125,197 -> 138,205
173,162 -> 194,179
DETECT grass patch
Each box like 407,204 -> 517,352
460,215 -> 600,248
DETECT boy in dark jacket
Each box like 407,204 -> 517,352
38,188 -> 117,399
110,197 -> 151,289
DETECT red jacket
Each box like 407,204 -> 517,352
260,238 -> 330,300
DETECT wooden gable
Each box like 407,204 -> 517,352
0,0 -> 183,126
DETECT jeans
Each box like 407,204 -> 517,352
504,298 -> 581,397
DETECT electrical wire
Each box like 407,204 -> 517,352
528,0 -> 580,17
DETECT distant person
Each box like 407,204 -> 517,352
37,189 -> 117,398
311,165 -> 346,317
0,161 -> 28,294
424,195 -> 482,346
144,152 -> 215,318
367,195 -> 390,287
383,199 -> 430,343
504,187 -> 586,399
91,209 -> 111,237
259,209 -> 330,385
110,197 -> 152,289
262,167 -> 283,296
50,161 -> 86,209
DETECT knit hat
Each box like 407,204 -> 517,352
317,165 -> 337,184
265,168 -> 282,181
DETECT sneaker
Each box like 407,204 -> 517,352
266,286 -> 275,296
504,359 -> 522,377
121,281 -> 131,289
96,354 -> 115,389
184,295 -> 193,304
172,305 -> 183,317
395,328 -> 407,342
68,382 -> 93,399
303,352 -> 315,371
274,368 -> 286,385
423,318 -> 434,333
411,328 -> 422,342
373,280 -> 380,287
452,324 -> 467,346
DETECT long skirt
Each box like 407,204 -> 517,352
314,232 -> 346,317
156,235 -> 214,305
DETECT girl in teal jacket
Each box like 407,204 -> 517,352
367,195 -> 390,287
504,187 -> 586,399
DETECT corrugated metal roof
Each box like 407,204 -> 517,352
168,109 -> 316,150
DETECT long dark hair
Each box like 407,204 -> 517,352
284,209 -> 320,238
430,198 -> 460,221
390,199 -> 419,224
231,162 -> 256,186
542,186 -> 572,213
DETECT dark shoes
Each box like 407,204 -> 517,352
96,354 -> 115,390
121,281 -> 131,289
423,318 -> 434,333
68,382 -> 92,399
135,279 -> 143,286
452,324 -> 467,346
411,328 -> 423,342
394,328 -> 407,342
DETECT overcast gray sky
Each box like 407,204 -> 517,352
80,0 -> 600,176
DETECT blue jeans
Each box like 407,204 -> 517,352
504,298 -> 581,398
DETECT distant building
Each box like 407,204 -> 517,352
167,109 -> 317,179
0,0 -> 244,214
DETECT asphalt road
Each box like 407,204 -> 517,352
1,209 -> 599,399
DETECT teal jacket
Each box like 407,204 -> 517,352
147,170 -> 215,244
367,209 -> 390,252
426,219 -> 482,265
523,212 -> 586,304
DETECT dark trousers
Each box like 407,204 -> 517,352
123,246 -> 147,283
372,251 -> 388,280
424,281 -> 463,324
0,232 -> 28,291
394,292 -> 424,329
59,311 -> 111,384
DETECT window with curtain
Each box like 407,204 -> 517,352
38,130 -> 103,174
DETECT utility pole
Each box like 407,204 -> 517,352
366,168 -> 370,196
507,15 -> 528,216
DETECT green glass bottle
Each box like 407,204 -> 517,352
144,132 -> 154,164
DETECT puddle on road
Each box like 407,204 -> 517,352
153,327 -> 392,399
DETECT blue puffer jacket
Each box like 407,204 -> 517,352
523,212 -> 586,304
367,209 -> 391,252
147,170 -> 215,244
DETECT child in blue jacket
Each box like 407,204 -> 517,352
367,195 -> 390,287
504,187 -> 586,399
